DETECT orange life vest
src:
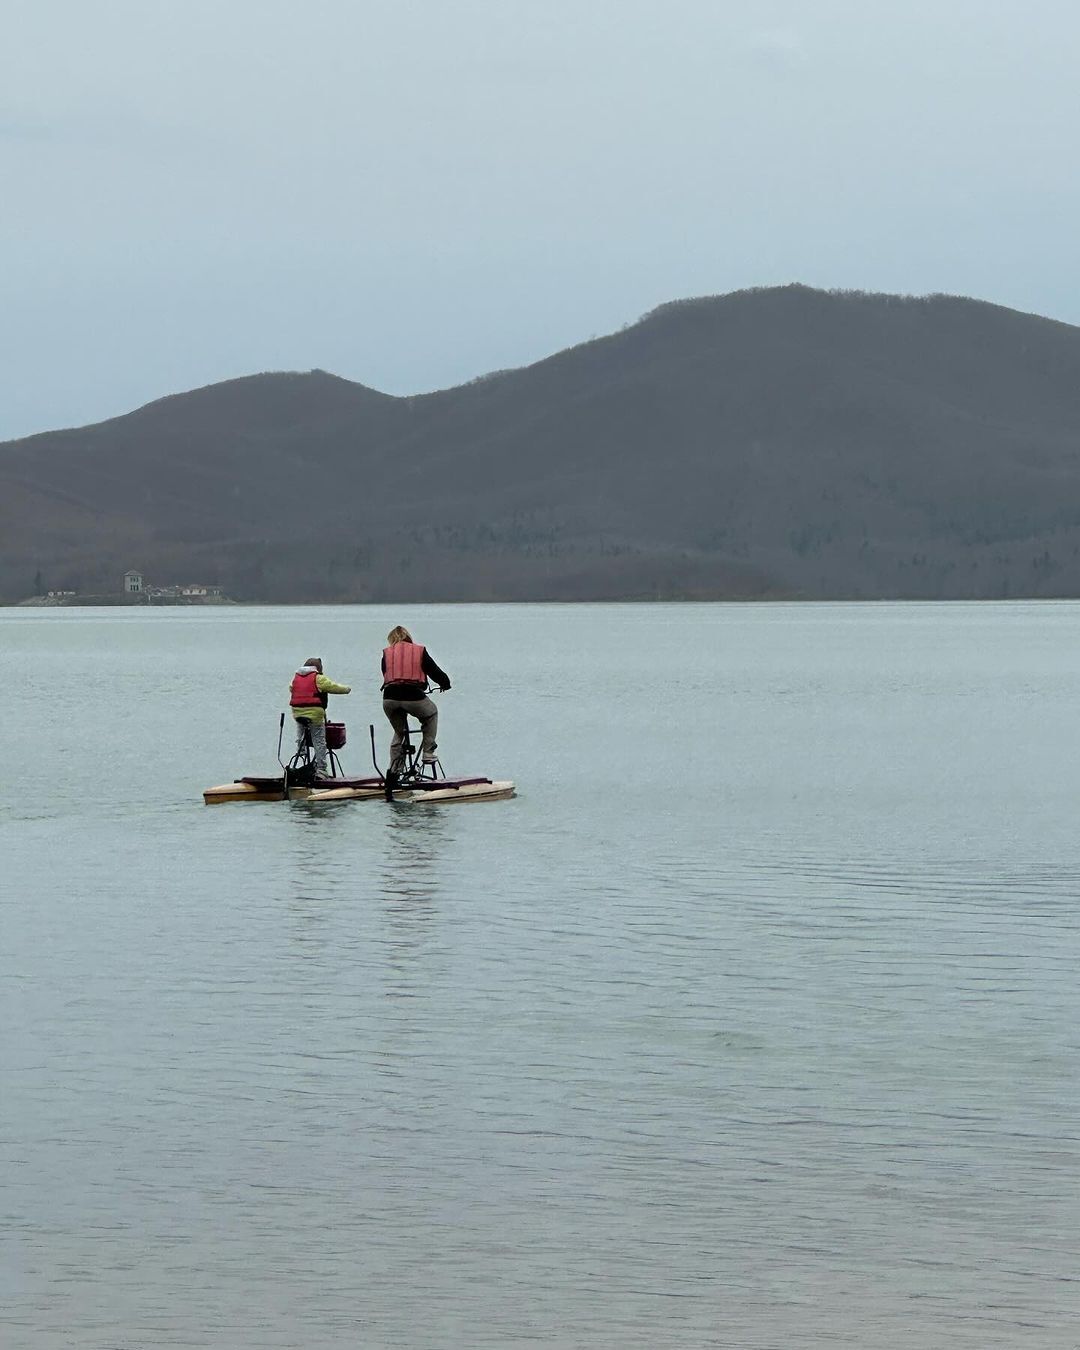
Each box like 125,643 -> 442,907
289,669 -> 324,708
382,642 -> 426,688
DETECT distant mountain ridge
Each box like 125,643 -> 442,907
4,284 -> 1080,602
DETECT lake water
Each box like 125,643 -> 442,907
3,602 -> 1079,1349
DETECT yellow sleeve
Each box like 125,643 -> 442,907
316,675 -> 351,695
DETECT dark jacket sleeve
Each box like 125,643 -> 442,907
422,651 -> 451,689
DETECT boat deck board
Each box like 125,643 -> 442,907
205,774 -> 515,804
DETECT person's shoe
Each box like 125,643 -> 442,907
422,749 -> 438,764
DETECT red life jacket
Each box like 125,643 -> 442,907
382,642 -> 426,688
289,669 -> 325,708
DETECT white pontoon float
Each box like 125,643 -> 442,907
203,710 -> 514,805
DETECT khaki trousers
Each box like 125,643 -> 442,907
382,696 -> 438,769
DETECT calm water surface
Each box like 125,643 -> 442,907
3,602 -> 1079,1348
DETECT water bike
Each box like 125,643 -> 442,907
311,714 -> 515,804
203,697 -> 514,804
202,714 -> 370,802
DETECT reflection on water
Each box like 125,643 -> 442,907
378,804 -> 451,905
376,809 -> 448,1004
4,602 -> 1080,1349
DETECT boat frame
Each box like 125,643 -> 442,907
203,705 -> 514,805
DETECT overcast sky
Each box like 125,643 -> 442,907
2,0 -> 1078,439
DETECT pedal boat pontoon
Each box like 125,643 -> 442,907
202,774 -> 514,804
311,777 -> 515,804
203,716 -> 514,804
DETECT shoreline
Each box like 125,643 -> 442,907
7,594 -> 1080,609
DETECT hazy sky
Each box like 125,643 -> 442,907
3,0 -> 1078,439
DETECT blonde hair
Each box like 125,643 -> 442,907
387,626 -> 413,645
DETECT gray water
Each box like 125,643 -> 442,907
3,602 -> 1079,1349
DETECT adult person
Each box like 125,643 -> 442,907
381,626 -> 450,771
289,656 -> 351,775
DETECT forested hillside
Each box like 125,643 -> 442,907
4,285 -> 1080,602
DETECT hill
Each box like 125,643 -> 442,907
4,284 -> 1080,602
